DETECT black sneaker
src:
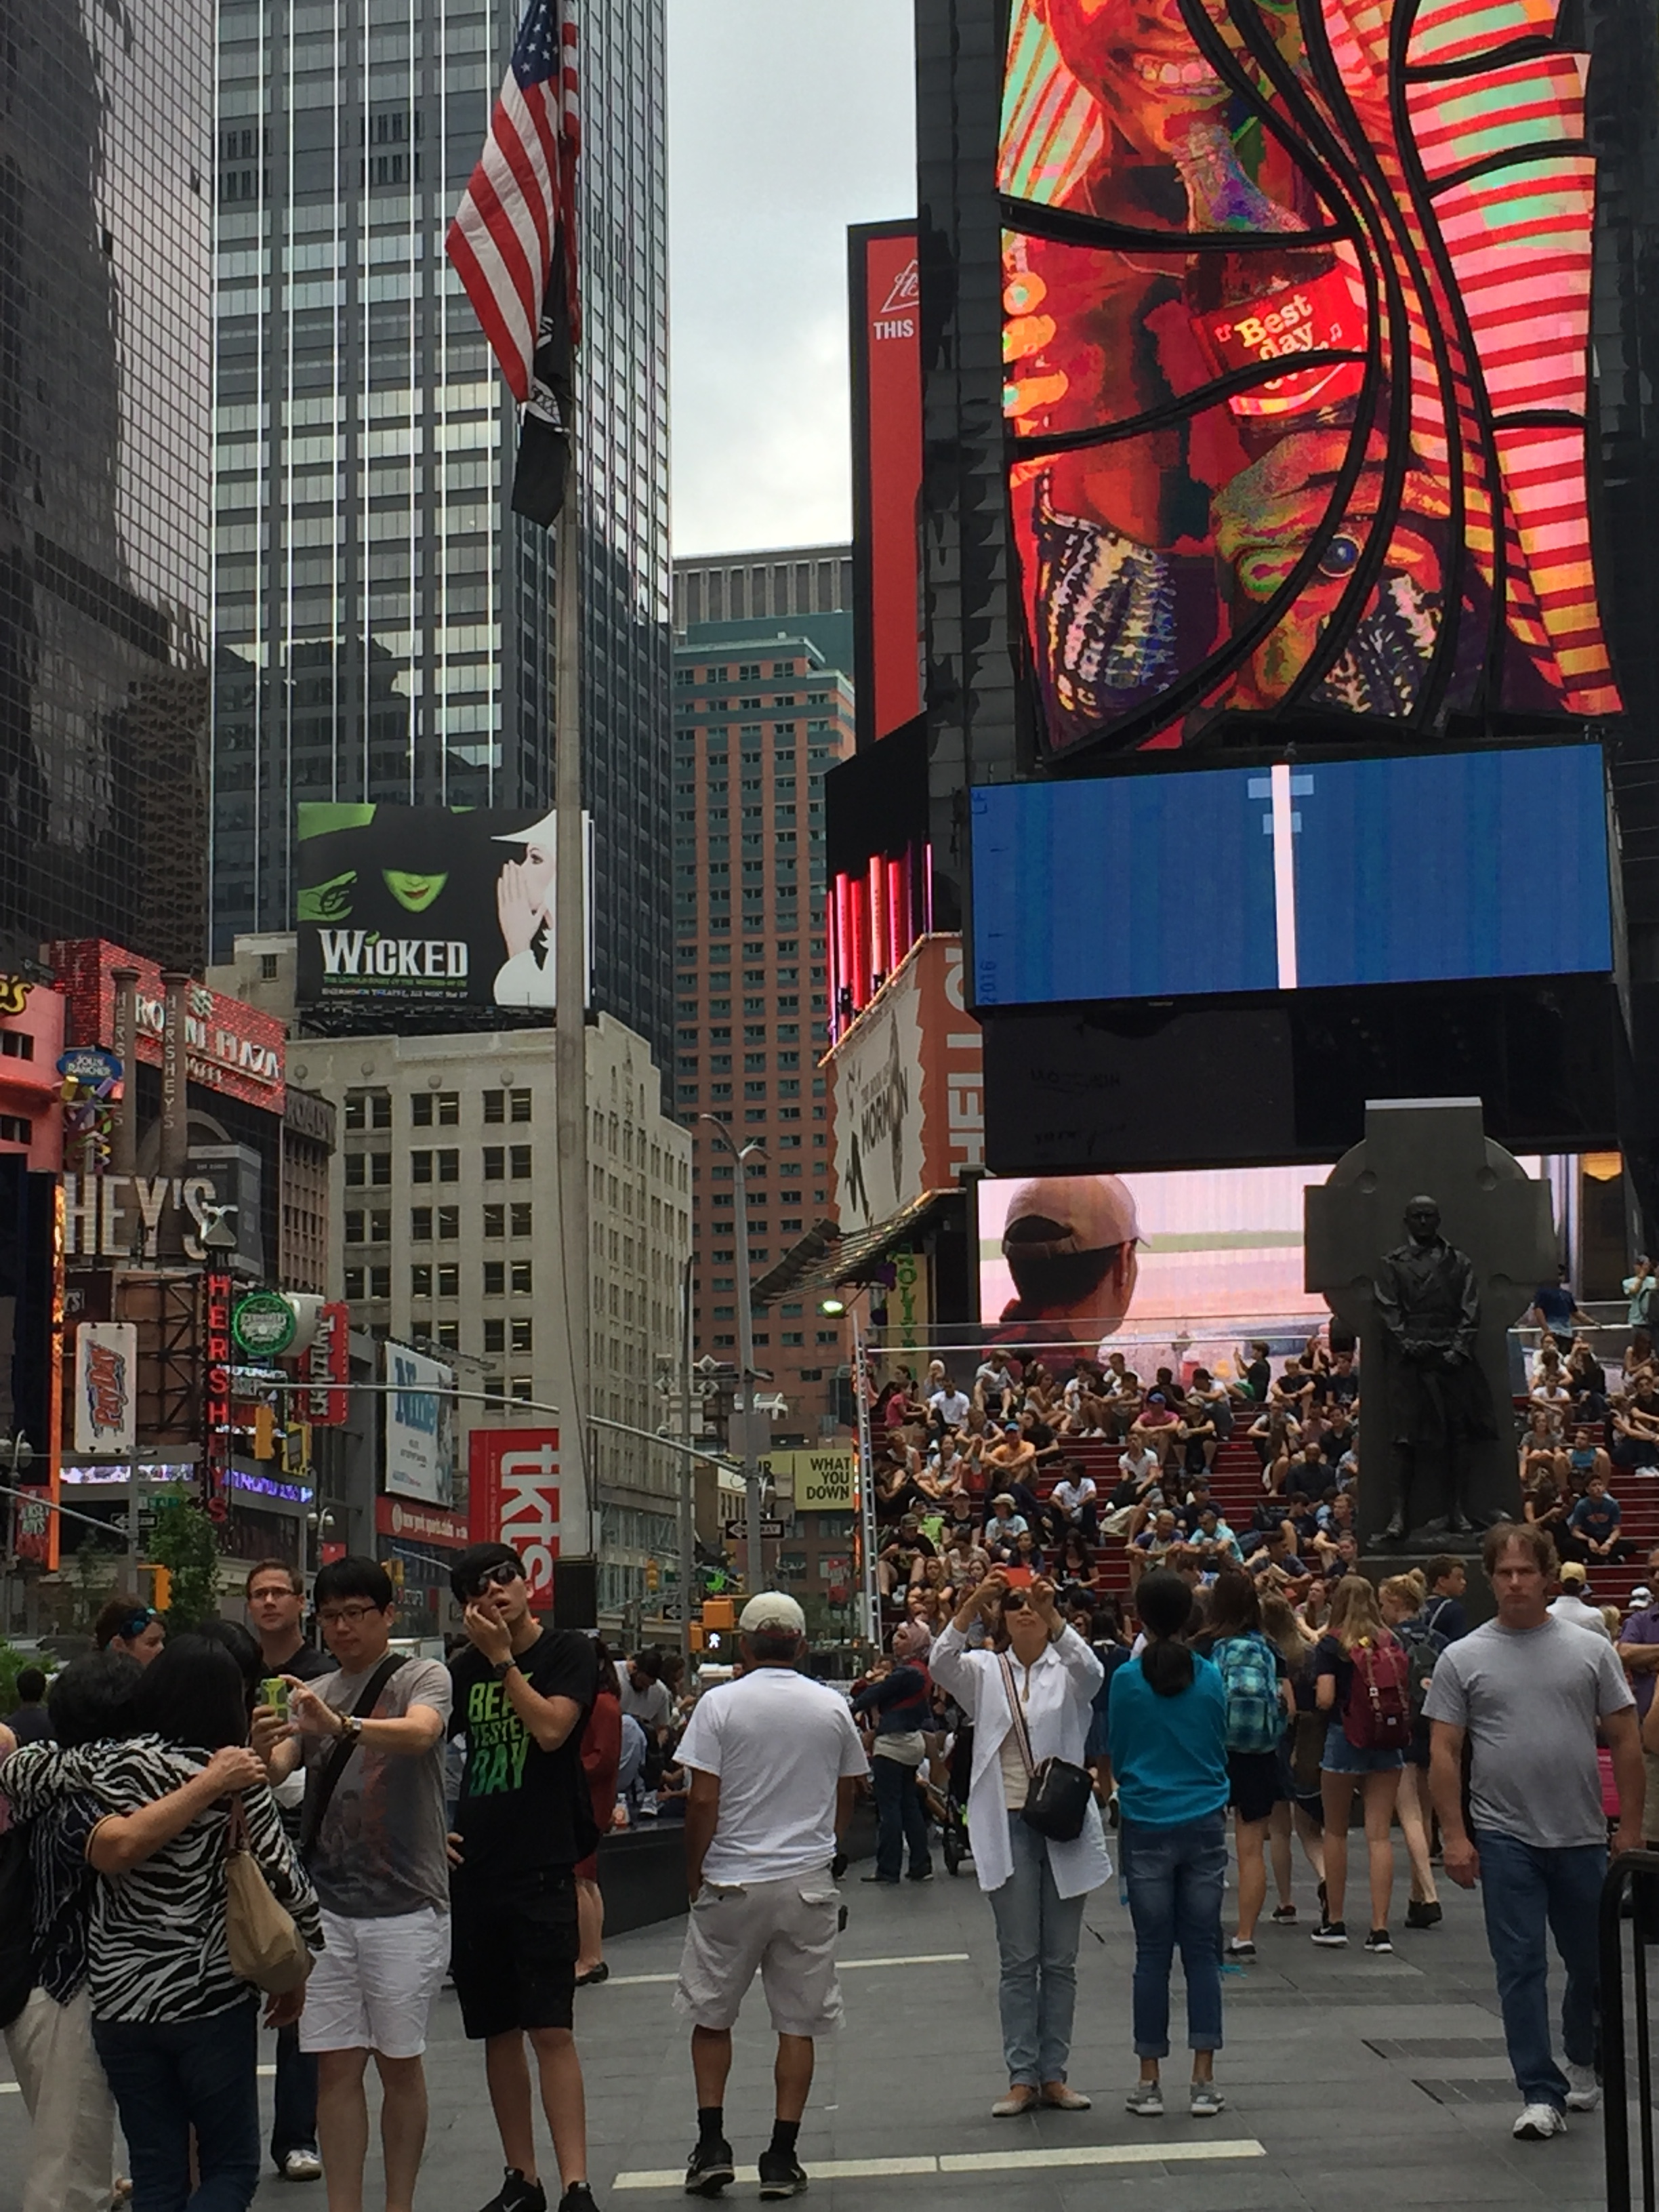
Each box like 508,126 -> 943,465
684,2139 -> 735,2197
1405,1899 -> 1442,1929
907,1865 -> 934,1882
1311,1920 -> 1348,1947
757,2149 -> 808,2200
558,2188 -> 599,2212
1364,1928 -> 1393,1954
480,2172 -> 546,2212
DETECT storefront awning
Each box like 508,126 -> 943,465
752,1189 -> 957,1307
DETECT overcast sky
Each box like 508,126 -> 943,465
666,0 -> 916,560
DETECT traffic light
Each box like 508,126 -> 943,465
253,1405 -> 276,1460
703,1597 -> 735,1631
150,1565 -> 171,1614
644,1558 -> 660,1595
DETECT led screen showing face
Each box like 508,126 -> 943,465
1000,0 -> 1620,754
971,742 -> 1613,1005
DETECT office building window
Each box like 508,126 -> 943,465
344,1211 -> 365,1244
370,1267 -> 390,1300
483,1204 -> 505,1237
484,1318 -> 506,1353
436,1093 -> 459,1126
510,1145 -> 531,1179
511,1090 -> 531,1123
411,1094 -> 433,1126
435,1321 -> 460,1351
409,1207 -> 432,1241
510,1202 -> 533,1236
411,1265 -> 432,1298
483,1261 -> 505,1295
483,1090 -> 506,1124
483,1147 -> 504,1181
511,1260 -> 533,1294
437,1264 -> 459,1298
436,1150 -> 459,1183
511,1317 -> 533,1353
436,1205 -> 459,1240
410,1151 -> 433,1184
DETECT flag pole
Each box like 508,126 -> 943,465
553,461 -> 592,1563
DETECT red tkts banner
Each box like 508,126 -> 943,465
468,1428 -> 572,1611
302,1300 -> 350,1425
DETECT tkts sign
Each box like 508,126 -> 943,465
468,1429 -> 583,1610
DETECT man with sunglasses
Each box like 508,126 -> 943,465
446,1542 -> 602,2212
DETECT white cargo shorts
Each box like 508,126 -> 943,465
674,1874 -> 844,2038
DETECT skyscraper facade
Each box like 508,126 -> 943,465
0,0 -> 214,979
211,0 -> 672,1065
669,556 -> 855,1446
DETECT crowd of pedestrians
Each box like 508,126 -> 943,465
0,1492 -> 1650,2207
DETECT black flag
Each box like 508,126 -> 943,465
511,258 -> 574,529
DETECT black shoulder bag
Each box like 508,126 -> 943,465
997,1650 -> 1093,1843
298,1655 -> 407,1864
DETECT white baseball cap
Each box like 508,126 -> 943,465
1001,1175 -> 1141,1257
737,1592 -> 806,1636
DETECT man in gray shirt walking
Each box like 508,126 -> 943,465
1427,1521 -> 1643,2142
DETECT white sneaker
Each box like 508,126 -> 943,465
1565,2063 -> 1601,2112
279,2148 -> 324,2181
1513,2103 -> 1568,2139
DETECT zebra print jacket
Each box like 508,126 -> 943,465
1,1734 -> 322,2024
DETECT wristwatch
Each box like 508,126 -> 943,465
337,1712 -> 363,1743
491,1658 -> 518,1682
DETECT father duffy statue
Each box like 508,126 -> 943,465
1373,1194 -> 1500,1540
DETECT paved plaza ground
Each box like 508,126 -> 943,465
0,1851 -> 1625,2212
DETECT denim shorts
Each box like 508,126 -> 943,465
1320,1719 -> 1404,1776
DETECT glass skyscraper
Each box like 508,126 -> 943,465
0,0 -> 214,978
210,0 -> 671,1065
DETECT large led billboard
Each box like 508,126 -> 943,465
977,1167 -> 1331,1361
1000,0 -> 1620,755
296,804 -> 590,1012
972,741 -> 1612,1006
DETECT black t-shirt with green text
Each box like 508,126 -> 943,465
449,1629 -> 600,1883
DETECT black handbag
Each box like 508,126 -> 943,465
997,1652 -> 1094,1843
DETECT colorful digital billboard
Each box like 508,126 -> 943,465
972,741 -> 1612,1005
1000,0 -> 1620,754
295,804 -> 590,1012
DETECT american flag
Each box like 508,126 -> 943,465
446,0 -> 580,405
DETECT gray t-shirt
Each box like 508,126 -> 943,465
1423,1615 -> 1633,1849
619,1676 -> 673,1736
304,1656 -> 453,1918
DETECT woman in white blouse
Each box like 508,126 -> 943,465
930,1570 -> 1111,2116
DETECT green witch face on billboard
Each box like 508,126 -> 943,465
295,804 -> 583,1009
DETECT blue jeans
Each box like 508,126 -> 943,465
872,1751 -> 931,1880
987,1814 -> 1087,2086
270,2022 -> 318,2164
92,1999 -> 261,2212
1122,1811 -> 1227,2059
1475,1828 -> 1605,2111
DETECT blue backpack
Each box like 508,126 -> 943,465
1216,1632 -> 1283,1755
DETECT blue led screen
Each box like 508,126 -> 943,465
970,745 -> 1613,1008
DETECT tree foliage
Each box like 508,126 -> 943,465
148,1488 -> 224,1630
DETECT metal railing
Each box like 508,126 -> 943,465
1601,1847 -> 1659,2212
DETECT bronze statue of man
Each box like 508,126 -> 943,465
1372,1194 -> 1499,1541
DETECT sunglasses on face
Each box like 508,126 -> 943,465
1001,1592 -> 1027,1614
466,1560 -> 525,1600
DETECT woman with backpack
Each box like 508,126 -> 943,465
1379,1574 -> 1446,1930
1105,1569 -> 1231,2118
1194,1571 -> 1291,1960
1312,1574 -> 1409,1952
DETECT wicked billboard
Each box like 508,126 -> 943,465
295,804 -> 590,1011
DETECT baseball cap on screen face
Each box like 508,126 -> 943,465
737,1593 -> 806,1636
1000,1176 -> 1142,1259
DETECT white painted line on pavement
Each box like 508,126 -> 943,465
941,2139 -> 1267,2173
613,2138 -> 1265,2190
603,1951 -> 969,1990
0,2083 -> 17,2095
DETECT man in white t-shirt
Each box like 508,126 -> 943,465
928,1379 -> 971,1432
676,1594 -> 867,2203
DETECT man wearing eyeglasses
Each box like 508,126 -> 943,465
254,1555 -> 451,2212
445,1542 -> 601,2212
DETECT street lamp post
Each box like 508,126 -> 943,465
698,1115 -> 767,1595
821,1294 -> 881,1645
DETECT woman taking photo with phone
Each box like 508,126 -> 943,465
930,1569 -> 1110,2117
1105,1569 -> 1231,2118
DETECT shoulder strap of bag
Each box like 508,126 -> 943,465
298,1655 -> 407,1862
996,1652 -> 1037,1776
